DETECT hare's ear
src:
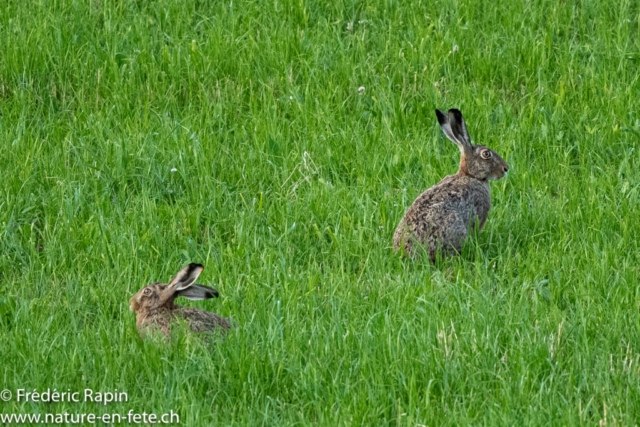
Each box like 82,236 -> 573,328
436,109 -> 458,144
447,109 -> 472,147
436,109 -> 472,150
169,263 -> 204,291
176,284 -> 219,300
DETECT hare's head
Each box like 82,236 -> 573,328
436,109 -> 509,181
129,263 -> 219,313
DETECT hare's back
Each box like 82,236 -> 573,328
404,175 -> 490,231
178,307 -> 231,334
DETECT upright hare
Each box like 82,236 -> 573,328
394,109 -> 509,261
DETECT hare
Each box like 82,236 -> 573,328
129,263 -> 231,340
393,109 -> 509,261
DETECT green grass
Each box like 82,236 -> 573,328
1,0 -> 640,424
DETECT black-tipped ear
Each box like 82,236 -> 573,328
176,284 -> 219,301
169,263 -> 204,291
435,109 -> 448,126
435,109 -> 461,146
447,109 -> 471,147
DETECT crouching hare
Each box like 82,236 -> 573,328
129,263 -> 231,340
393,109 -> 509,261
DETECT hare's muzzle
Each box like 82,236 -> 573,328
129,295 -> 139,312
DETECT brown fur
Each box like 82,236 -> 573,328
129,264 -> 231,340
393,109 -> 509,261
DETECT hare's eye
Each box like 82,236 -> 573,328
481,150 -> 492,159
143,288 -> 152,295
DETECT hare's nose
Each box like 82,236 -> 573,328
503,165 -> 509,173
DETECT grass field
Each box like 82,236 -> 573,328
1,0 -> 640,425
